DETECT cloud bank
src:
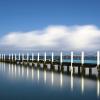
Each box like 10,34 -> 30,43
0,25 -> 100,51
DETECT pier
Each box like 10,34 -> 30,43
0,51 -> 100,76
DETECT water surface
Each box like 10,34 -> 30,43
0,63 -> 100,100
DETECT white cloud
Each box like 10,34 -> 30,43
0,25 -> 100,51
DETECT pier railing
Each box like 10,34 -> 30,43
0,51 -> 100,74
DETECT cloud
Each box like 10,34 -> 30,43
0,25 -> 100,51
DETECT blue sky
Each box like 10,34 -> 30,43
0,0 -> 100,35
0,0 -> 100,50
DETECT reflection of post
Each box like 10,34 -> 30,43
15,64 -> 16,77
81,76 -> 84,93
51,71 -> 54,86
26,67 -> 29,78
12,64 -> 13,74
71,71 -> 73,91
71,51 -> 73,71
97,78 -> 100,97
32,68 -> 34,80
18,66 -> 21,76
60,72 -> 63,87
44,70 -> 46,83
22,66 -> 24,77
9,64 -> 11,73
3,62 -> 5,72
37,69 -> 39,81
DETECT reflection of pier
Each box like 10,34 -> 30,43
0,62 -> 100,96
0,51 -> 100,75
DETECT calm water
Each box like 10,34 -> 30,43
0,63 -> 100,100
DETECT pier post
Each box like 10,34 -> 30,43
97,51 -> 100,66
43,52 -> 47,70
32,53 -> 34,66
22,53 -> 24,60
18,53 -> 20,61
81,51 -> 85,75
14,53 -> 16,61
9,53 -> 11,61
27,53 -> 29,62
22,53 -> 24,65
44,52 -> 46,62
52,52 -> 54,63
37,52 -> 39,62
97,51 -> 100,74
81,51 -> 84,65
37,52 -> 40,67
27,53 -> 29,66
32,53 -> 34,61
11,53 -> 13,63
71,51 -> 73,71
60,52 -> 62,65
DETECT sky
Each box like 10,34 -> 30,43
0,0 -> 100,51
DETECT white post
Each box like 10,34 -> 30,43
11,53 -> 13,61
27,53 -> 29,61
60,52 -> 62,64
71,51 -> 73,65
44,52 -> 46,62
81,51 -> 84,65
32,53 -> 34,61
97,51 -> 100,66
71,51 -> 73,71
18,53 -> 20,60
22,53 -> 24,61
37,52 -> 39,62
15,53 -> 16,61
52,52 -> 54,62
9,54 -> 11,60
